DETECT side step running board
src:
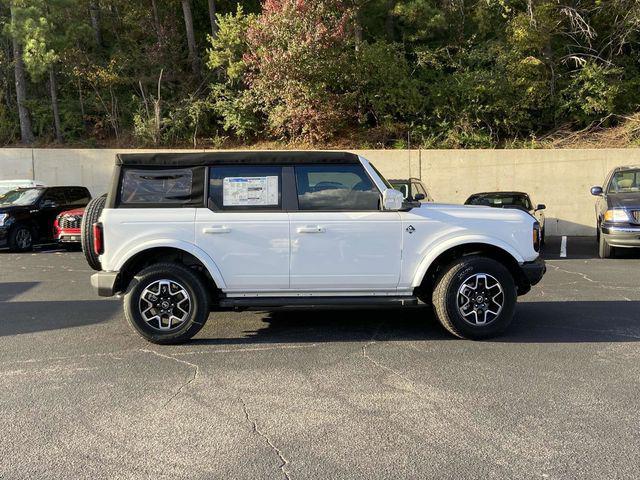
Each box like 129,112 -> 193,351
217,296 -> 420,310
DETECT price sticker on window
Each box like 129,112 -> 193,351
222,176 -> 279,206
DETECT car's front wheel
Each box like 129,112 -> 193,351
123,263 -> 210,344
9,224 -> 34,252
432,256 -> 517,339
598,231 -> 615,258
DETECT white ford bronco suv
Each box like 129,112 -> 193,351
87,151 -> 545,344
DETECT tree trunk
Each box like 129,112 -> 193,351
49,67 -> 63,143
385,0 -> 396,41
207,0 -> 217,39
181,0 -> 200,76
151,0 -> 162,45
89,1 -> 103,48
10,6 -> 34,144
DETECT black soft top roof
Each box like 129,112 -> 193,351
116,151 -> 360,167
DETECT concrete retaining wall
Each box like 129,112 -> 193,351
2,147 -> 639,235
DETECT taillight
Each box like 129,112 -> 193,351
532,222 -> 541,252
93,222 -> 104,255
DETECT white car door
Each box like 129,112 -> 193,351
195,165 -> 290,292
289,163 -> 402,291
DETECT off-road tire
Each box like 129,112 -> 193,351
123,263 -> 210,344
8,224 -> 34,252
81,194 -> 107,270
432,256 -> 517,340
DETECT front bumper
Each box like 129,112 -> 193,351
518,257 -> 546,294
602,224 -> 640,248
56,228 -> 80,243
91,271 -> 119,297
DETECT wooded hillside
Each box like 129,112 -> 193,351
1,0 -> 639,149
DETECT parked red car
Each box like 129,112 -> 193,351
54,207 -> 85,249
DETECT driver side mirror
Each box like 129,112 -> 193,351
590,186 -> 603,196
535,204 -> 546,211
414,193 -> 426,201
382,189 -> 404,211
41,199 -> 58,209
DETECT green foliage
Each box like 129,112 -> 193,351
560,63 -> 621,125
1,0 -> 639,147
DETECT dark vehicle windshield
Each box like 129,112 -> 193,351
466,193 -> 532,210
608,169 -> 640,193
0,188 -> 43,207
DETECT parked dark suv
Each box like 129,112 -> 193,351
0,186 -> 91,251
591,166 -> 640,258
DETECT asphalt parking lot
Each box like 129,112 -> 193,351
1,237 -> 639,479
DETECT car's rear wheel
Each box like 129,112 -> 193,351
598,231 -> 615,258
81,194 -> 107,270
123,262 -> 210,344
9,224 -> 34,252
432,256 -> 517,339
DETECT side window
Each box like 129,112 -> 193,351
42,188 -> 67,205
208,165 -> 282,211
295,164 -> 380,211
66,188 -> 91,206
120,168 -> 193,205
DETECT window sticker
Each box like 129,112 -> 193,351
223,176 -> 278,206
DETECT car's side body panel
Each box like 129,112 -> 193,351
398,204 -> 536,288
289,211 -> 402,290
195,209 -> 289,291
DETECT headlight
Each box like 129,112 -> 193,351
603,209 -> 629,223
0,214 -> 7,226
533,222 -> 541,252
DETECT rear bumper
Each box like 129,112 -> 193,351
91,271 -> 119,297
602,225 -> 640,248
517,257 -> 546,295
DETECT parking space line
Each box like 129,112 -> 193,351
560,236 -> 567,258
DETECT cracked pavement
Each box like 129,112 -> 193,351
1,238 -> 639,479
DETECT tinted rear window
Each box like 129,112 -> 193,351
120,169 -> 193,204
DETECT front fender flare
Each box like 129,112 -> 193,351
410,235 -> 525,288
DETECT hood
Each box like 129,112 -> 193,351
606,192 -> 640,209
58,207 -> 86,217
412,202 -> 531,218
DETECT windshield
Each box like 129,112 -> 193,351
608,170 -> 640,193
466,193 -> 531,210
0,188 -> 43,207
369,163 -> 393,189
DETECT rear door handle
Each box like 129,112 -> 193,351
297,225 -> 325,234
203,226 -> 231,234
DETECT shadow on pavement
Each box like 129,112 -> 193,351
0,299 -> 119,336
193,300 -> 640,345
0,282 -> 40,302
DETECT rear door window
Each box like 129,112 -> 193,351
295,164 -> 380,211
208,165 -> 283,211
120,168 -> 194,205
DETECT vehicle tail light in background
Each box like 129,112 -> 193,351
532,222 -> 541,252
93,222 -> 104,255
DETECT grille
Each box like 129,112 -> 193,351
632,211 -> 640,224
59,215 -> 81,229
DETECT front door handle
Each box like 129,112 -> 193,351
203,226 -> 231,234
297,225 -> 326,234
